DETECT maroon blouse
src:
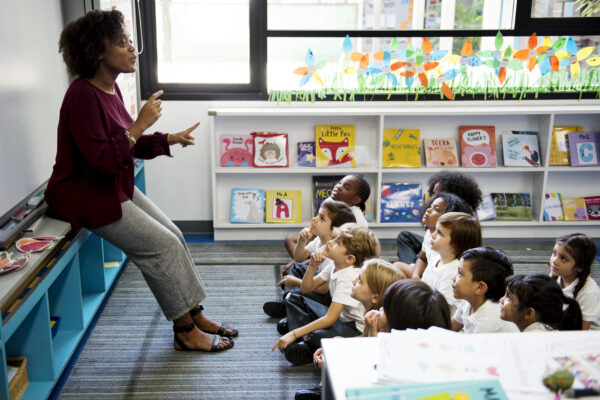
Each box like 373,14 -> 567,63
46,78 -> 170,230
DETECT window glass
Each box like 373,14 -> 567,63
532,0 -> 600,17
267,0 -> 515,31
155,0 -> 250,84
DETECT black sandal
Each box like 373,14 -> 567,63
173,322 -> 234,352
190,305 -> 239,338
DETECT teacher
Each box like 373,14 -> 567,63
45,9 -> 236,352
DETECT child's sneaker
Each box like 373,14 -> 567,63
277,318 -> 289,335
263,299 -> 286,318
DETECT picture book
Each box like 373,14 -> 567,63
251,132 -> 289,167
568,131 -> 600,167
423,138 -> 459,167
346,379 -> 508,400
459,125 -> 497,167
543,193 -> 564,221
297,141 -> 316,167
312,175 -> 343,217
502,132 -> 541,167
380,183 -> 422,223
549,126 -> 582,166
265,190 -> 302,223
382,129 -> 421,168
315,125 -> 356,168
230,189 -> 265,224
585,195 -> 600,220
220,134 -> 253,167
490,193 -> 532,221
477,193 -> 497,221
562,197 -> 589,221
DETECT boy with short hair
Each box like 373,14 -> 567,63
272,223 -> 380,365
451,246 -> 519,333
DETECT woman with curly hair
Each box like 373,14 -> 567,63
46,9 -> 236,352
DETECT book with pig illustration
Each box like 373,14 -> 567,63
265,190 -> 302,223
423,138 -> 459,167
230,189 -> 265,224
315,125 -> 356,168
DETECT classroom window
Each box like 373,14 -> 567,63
138,0 -> 600,100
532,0 -> 600,17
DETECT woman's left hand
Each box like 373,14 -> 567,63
272,331 -> 296,352
168,122 -> 199,147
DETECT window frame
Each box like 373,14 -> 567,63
138,0 -> 600,101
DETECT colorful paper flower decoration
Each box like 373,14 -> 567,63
556,37 -> 595,78
512,33 -> 548,71
536,36 -> 566,76
437,68 -> 460,100
445,40 -> 482,77
293,49 -> 326,86
478,31 -> 506,72
368,50 -> 400,86
394,43 -> 418,87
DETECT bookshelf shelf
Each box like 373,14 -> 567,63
209,102 -> 600,241
0,160 -> 146,400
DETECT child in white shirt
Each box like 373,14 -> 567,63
549,233 -> 600,330
500,274 -> 583,332
421,212 -> 482,313
272,223 -> 380,365
451,247 -> 518,333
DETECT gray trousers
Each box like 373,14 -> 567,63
91,187 -> 206,321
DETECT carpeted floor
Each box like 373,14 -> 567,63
57,239 -> 598,400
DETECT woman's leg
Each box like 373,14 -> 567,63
130,188 -> 236,336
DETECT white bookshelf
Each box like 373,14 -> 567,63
209,101 -> 600,241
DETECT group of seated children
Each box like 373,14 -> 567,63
263,172 -> 599,400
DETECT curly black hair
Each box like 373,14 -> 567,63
59,9 -> 125,78
427,171 -> 483,211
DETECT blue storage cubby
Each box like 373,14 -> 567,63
5,296 -> 54,400
134,159 -> 146,194
0,345 -> 8,400
47,255 -> 83,375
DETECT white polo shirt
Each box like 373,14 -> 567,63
453,299 -> 519,333
421,258 -> 462,312
422,229 -> 440,265
558,276 -> 600,330
524,322 -> 555,332
351,206 -> 368,227
318,264 -> 365,332
305,237 -> 333,274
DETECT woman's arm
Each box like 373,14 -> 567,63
272,302 -> 344,352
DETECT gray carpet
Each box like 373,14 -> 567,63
57,239 -> 599,399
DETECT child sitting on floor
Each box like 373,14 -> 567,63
394,192 -> 473,280
263,198 -> 356,318
396,171 -> 482,264
284,174 -> 370,261
500,274 -> 583,332
272,223 -> 380,366
421,212 -> 482,314
549,233 -> 600,330
295,259 -> 405,400
451,247 -> 519,333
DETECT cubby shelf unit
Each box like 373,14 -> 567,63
209,101 -> 600,241
0,160 -> 145,400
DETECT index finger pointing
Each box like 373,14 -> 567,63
149,90 -> 164,101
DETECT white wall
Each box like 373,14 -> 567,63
0,1 -> 68,216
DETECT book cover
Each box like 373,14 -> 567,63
585,196 -> 600,220
423,138 -> 459,167
549,126 -> 582,166
265,190 -> 302,223
380,183 -> 422,223
346,379 -> 508,400
477,193 -> 497,221
315,125 -> 356,168
220,134 -> 253,167
297,141 -> 316,167
382,129 -> 421,168
502,132 -> 542,167
568,131 -> 600,167
543,193 -> 564,221
251,132 -> 289,167
562,197 -> 589,221
491,193 -> 532,221
459,125 -> 497,167
230,189 -> 265,224
312,175 -> 344,217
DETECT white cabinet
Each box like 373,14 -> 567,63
209,101 -> 600,241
